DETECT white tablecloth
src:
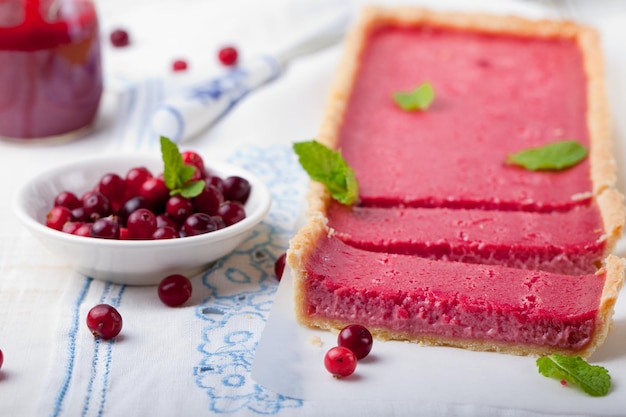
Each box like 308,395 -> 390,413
1,1 -> 625,416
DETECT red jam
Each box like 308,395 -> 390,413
0,0 -> 102,141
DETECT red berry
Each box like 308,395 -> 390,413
324,346 -> 357,378
158,274 -> 192,307
54,191 -> 81,210
86,304 -> 123,339
156,213 -> 178,229
166,195 -> 194,223
217,201 -> 246,226
218,46 -> 238,66
152,226 -> 179,240
182,213 -> 218,236
96,173 -> 126,208
62,221 -> 83,234
82,191 -> 112,221
110,29 -> 130,47
118,196 -> 151,226
172,59 -> 188,72
46,206 -> 73,230
192,184 -> 224,216
127,208 -> 157,239
71,206 -> 86,222
182,151 -> 205,175
337,324 -> 373,360
187,165 -> 203,183
0,348 -> 4,370
206,175 -> 225,192
140,177 -> 169,211
222,176 -> 251,204
274,253 -> 286,281
119,227 -> 131,240
73,223 -> 92,237
90,217 -> 120,239
125,166 -> 152,197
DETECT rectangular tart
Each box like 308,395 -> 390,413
288,7 -> 625,357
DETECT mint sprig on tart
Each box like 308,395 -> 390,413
392,82 -> 435,111
507,140 -> 588,171
293,140 -> 359,205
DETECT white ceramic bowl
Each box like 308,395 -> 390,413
14,155 -> 272,285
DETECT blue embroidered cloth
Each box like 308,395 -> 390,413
38,145 -> 309,416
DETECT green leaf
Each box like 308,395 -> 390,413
392,82 -> 435,111
536,354 -> 611,397
507,140 -> 588,171
179,180 -> 206,198
159,136 -> 204,198
293,140 -> 359,205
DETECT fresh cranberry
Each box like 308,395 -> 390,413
152,226 -> 179,240
109,29 -> 130,47
222,176 -> 251,204
86,304 -> 123,339
158,274 -> 192,307
166,195 -> 194,223
156,213 -> 178,229
73,223 -> 92,237
274,253 -> 286,281
324,346 -> 357,378
182,213 -> 218,236
125,167 -> 152,198
187,165 -> 203,183
71,207 -> 86,222
46,206 -> 73,230
140,177 -> 169,212
172,59 -> 188,72
118,196 -> 151,226
192,184 -> 223,215
96,173 -> 126,208
82,191 -> 112,221
90,217 -> 120,239
213,216 -> 226,230
337,324 -> 373,360
62,221 -> 83,235
0,348 -> 3,370
127,208 -> 157,239
217,201 -> 246,226
119,227 -> 131,240
182,151 -> 205,175
54,191 -> 81,210
206,175 -> 225,192
218,46 -> 238,66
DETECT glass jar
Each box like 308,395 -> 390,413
0,0 -> 103,142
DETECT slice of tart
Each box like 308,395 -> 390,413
289,216 -> 624,357
288,7 -> 625,357
326,188 -> 623,275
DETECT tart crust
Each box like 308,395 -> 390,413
288,7 -> 625,357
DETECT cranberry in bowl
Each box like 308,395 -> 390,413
13,154 -> 271,285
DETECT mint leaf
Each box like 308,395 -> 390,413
179,180 -> 205,199
507,140 -> 587,171
537,354 -> 611,397
159,136 -> 204,198
392,82 -> 435,111
293,140 -> 359,205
